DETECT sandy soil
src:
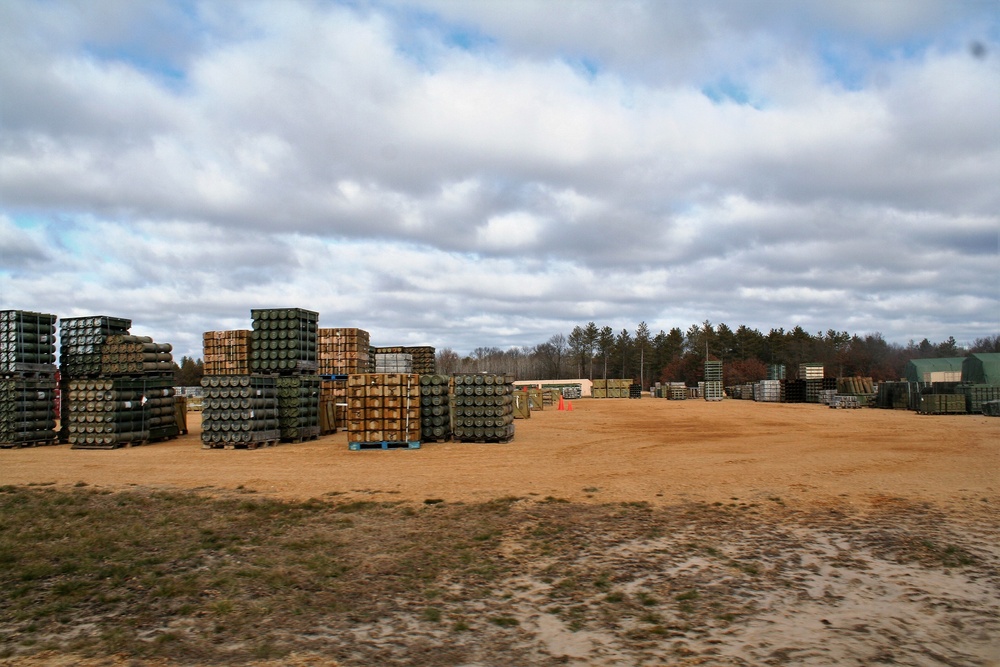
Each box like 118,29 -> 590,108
2,398 -> 998,508
3,399 -> 999,667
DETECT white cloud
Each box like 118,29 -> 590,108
0,0 -> 997,358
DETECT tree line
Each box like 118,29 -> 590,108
170,326 -> 999,387
435,323 -> 1000,386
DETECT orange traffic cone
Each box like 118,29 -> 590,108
567,401 -> 574,411
558,395 -> 565,411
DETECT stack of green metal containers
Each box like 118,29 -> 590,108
0,310 -> 58,447
250,308 -> 318,374
419,374 -> 451,441
252,308 -> 320,442
60,315 -> 179,449
451,373 -> 515,443
199,375 -> 280,448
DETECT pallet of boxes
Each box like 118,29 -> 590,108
0,310 -> 59,449
60,316 -> 179,449
346,372 -> 421,450
200,308 -> 320,449
317,327 -> 373,434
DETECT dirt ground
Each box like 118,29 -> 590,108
2,397 -> 998,508
2,398 -> 999,667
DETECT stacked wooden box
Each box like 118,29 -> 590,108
0,310 -> 58,448
418,374 -> 451,442
317,328 -> 371,375
203,330 -> 252,375
451,373 -> 515,443
407,347 -> 436,374
199,375 -> 279,448
346,373 -> 421,449
276,375 -> 320,441
591,379 -> 632,398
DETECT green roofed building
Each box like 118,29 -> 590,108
903,357 -> 965,383
962,353 -> 1000,386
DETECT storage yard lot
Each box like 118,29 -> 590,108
2,398 -> 999,667
3,398 -> 997,506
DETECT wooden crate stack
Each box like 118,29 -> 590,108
346,373 -> 421,449
418,374 -> 451,442
317,328 -> 371,375
203,330 -> 252,376
0,310 -> 58,448
199,375 -> 280,449
591,379 -> 632,398
451,373 -> 515,443
319,379 -> 343,434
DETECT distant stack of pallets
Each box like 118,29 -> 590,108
704,361 -> 723,401
592,379 -> 632,398
374,352 -> 413,373
451,373 -> 515,443
347,373 -> 421,449
629,383 -> 642,399
918,393 -> 967,415
371,346 -> 436,374
0,310 -> 59,448
800,364 -> 824,402
957,385 -> 1000,414
418,374 -> 451,442
199,375 -> 280,449
754,380 -> 783,402
60,315 -> 179,449
203,330 -> 251,375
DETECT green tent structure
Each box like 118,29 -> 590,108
903,357 -> 965,383
962,353 -> 1000,386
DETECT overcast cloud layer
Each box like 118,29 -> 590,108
1,0 -> 998,360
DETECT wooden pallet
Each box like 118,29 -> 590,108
349,441 -> 420,451
0,439 -> 59,449
202,439 -> 279,450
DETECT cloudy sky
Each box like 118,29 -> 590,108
1,0 -> 998,361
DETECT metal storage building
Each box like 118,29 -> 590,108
903,358 -> 964,383
962,353 -> 1000,386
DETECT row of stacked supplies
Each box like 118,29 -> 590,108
201,309 -> 321,447
591,379 -> 634,398
1,310 -> 59,447
343,372 -> 517,448
59,316 -> 179,449
372,346 -> 436,374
